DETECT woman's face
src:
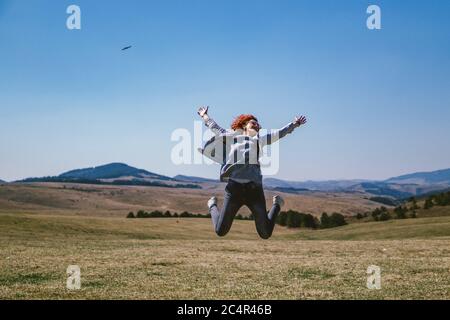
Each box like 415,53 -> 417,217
244,119 -> 260,136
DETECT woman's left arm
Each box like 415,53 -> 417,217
260,115 -> 307,146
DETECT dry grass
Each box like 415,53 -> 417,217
0,213 -> 449,300
0,183 -> 381,217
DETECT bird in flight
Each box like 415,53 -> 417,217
121,45 -> 132,51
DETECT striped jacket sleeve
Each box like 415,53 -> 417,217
259,122 -> 297,147
204,118 -> 227,135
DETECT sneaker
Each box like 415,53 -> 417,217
207,196 -> 218,209
273,195 -> 285,208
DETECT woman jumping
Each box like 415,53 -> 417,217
197,106 -> 307,239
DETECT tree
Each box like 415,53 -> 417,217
424,198 -> 434,210
303,214 -> 318,229
371,208 -> 382,221
330,213 -> 347,227
379,211 -> 391,221
356,213 -> 363,220
164,210 -> 172,217
314,216 -> 321,228
286,210 -> 302,228
136,210 -> 147,218
394,206 -> 407,219
320,212 -> 331,228
180,211 -> 191,217
127,212 -> 135,218
434,192 -> 450,206
277,212 -> 288,226
150,210 -> 164,218
410,198 -> 420,210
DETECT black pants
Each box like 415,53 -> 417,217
209,180 -> 281,239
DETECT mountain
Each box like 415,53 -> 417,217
13,162 -> 450,200
270,186 -> 310,194
264,168 -> 450,200
19,163 -> 200,189
263,178 -> 370,191
346,182 -> 414,199
385,168 -> 450,185
346,168 -> 450,200
263,178 -> 420,199
0,179 -> 5,183
59,163 -> 172,181
173,175 -> 219,183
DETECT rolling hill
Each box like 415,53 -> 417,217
59,162 -> 171,181
348,168 -> 450,200
0,182 -> 381,217
19,163 -> 200,189
263,168 -> 450,199
11,163 -> 450,199
173,175 -> 218,183
385,168 -> 450,185
263,178 -> 370,191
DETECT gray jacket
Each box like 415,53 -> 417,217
198,118 -> 298,184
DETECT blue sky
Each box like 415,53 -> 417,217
1,0 -> 449,182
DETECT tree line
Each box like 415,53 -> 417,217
364,190 -> 450,221
423,191 -> 450,209
127,210 -> 253,220
21,177 -> 201,189
128,210 -> 209,219
127,209 -> 348,230
276,210 -> 347,229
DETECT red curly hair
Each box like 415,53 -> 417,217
231,114 -> 258,131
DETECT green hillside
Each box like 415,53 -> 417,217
285,216 -> 450,240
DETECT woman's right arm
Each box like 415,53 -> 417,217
197,106 -> 227,135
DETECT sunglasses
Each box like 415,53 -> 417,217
247,120 -> 260,129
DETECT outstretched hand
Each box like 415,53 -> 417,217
197,106 -> 209,120
293,115 -> 307,127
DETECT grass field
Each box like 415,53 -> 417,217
1,213 -> 449,299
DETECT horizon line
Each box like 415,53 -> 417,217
1,162 -> 449,184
